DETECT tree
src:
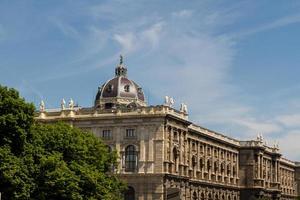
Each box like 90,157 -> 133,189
0,86 -> 34,154
0,85 -> 125,199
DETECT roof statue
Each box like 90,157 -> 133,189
164,96 -> 170,105
61,98 -> 66,110
39,100 -> 45,112
273,141 -> 279,149
164,96 -> 175,107
180,103 -> 188,113
256,133 -> 264,142
69,98 -> 74,109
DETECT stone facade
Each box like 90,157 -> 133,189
35,58 -> 300,200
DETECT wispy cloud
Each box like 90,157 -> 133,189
276,114 -> 300,127
49,17 -> 80,40
233,118 -> 282,135
114,33 -> 137,54
233,13 -> 300,38
113,21 -> 165,55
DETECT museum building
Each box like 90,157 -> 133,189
36,57 -> 300,200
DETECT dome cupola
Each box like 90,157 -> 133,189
95,55 -> 146,109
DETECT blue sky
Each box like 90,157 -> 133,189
1,0 -> 300,160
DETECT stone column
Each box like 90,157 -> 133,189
189,139 -> 192,176
275,160 -> 278,183
197,142 -> 200,174
260,155 -> 263,179
236,153 -> 239,185
208,149 -> 211,181
184,136 -> 188,176
170,127 -> 174,173
257,154 -> 260,179
139,127 -> 145,173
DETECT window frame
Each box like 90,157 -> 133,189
102,129 -> 112,139
125,145 -> 137,172
125,128 -> 136,138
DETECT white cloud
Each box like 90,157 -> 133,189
113,21 -> 165,54
172,9 -> 194,18
113,32 -> 137,54
232,118 -> 282,135
277,130 -> 300,160
277,114 -> 300,127
141,22 -> 164,48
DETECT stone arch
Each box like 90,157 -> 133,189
207,159 -> 212,171
124,186 -> 135,200
172,146 -> 180,173
173,146 -> 179,161
200,192 -> 205,200
192,155 -> 197,167
192,191 -> 198,200
214,161 -> 219,173
200,157 -> 204,169
106,144 -> 112,153
208,193 -> 213,200
221,194 -> 225,200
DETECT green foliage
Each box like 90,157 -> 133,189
0,85 -> 125,199
0,86 -> 35,154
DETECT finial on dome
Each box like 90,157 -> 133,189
119,54 -> 123,65
115,54 -> 127,77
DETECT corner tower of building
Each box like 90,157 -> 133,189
94,55 -> 147,109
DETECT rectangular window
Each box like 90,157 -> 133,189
102,130 -> 112,139
126,129 -> 136,138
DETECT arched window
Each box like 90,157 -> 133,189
192,155 -> 197,167
173,147 -> 178,173
124,186 -> 135,200
200,192 -> 205,200
173,147 -> 178,161
107,145 -> 112,153
200,158 -> 204,170
215,194 -> 219,200
214,161 -> 218,173
106,84 -> 113,93
233,166 -> 236,176
124,85 -> 130,92
192,191 -> 197,200
208,193 -> 213,200
227,164 -> 231,176
207,159 -> 211,171
125,145 -> 137,172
